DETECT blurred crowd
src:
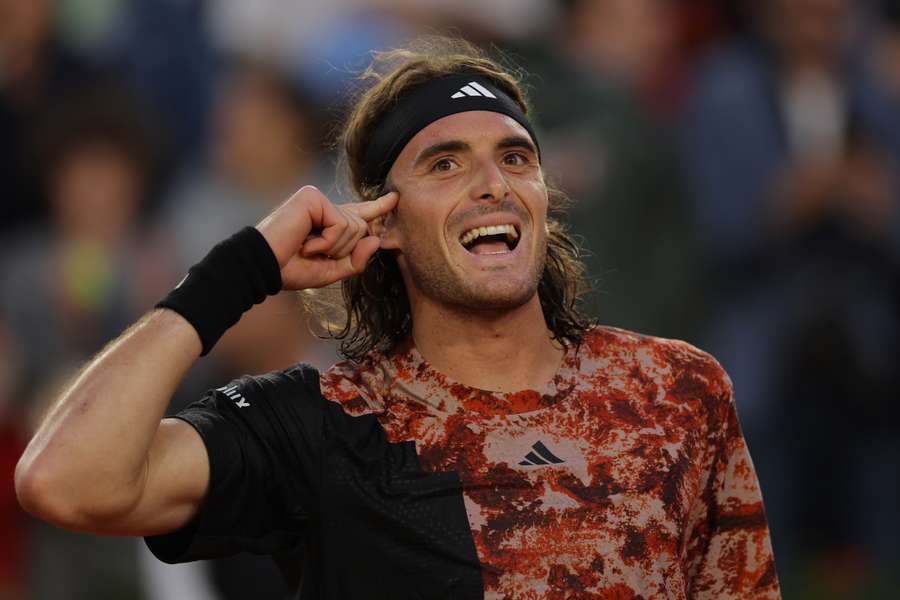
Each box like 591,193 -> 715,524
1,0 -> 898,598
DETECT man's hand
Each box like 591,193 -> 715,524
256,186 -> 399,290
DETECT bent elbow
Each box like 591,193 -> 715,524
15,458 -> 74,525
14,457 -> 117,530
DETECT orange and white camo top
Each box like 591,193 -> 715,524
320,325 -> 781,599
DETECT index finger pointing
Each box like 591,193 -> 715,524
344,191 -> 399,222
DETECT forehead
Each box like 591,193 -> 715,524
397,111 -> 533,163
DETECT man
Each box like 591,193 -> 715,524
16,39 -> 780,599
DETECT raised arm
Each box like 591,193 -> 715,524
14,186 -> 398,536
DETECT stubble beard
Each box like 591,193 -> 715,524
403,229 -> 548,312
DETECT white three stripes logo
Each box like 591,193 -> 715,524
451,81 -> 497,99
218,385 -> 250,408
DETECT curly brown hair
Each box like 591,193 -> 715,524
305,36 -> 594,360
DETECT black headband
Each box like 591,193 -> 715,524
361,73 -> 540,188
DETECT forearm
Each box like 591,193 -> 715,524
15,308 -> 201,522
14,187 -> 396,533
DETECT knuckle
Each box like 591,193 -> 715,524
298,184 -> 321,197
295,185 -> 323,205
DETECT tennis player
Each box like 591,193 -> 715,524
16,39 -> 780,599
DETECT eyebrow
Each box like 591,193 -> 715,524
413,140 -> 469,169
412,135 -> 538,169
496,135 -> 538,156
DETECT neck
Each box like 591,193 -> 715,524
410,295 -> 564,393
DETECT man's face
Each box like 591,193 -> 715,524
764,0 -> 850,67
382,110 -> 548,311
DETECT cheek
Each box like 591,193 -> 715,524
514,179 -> 549,222
395,181 -> 455,240
396,203 -> 445,255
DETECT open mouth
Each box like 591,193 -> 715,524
459,224 -> 520,255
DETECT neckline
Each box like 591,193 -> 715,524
385,337 -> 583,417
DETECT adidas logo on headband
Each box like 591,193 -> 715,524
361,73 -> 539,186
451,81 -> 497,99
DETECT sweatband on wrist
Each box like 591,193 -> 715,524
156,226 -> 282,356
361,72 -> 541,188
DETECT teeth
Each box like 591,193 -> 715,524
459,224 -> 520,247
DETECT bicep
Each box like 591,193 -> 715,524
94,418 -> 210,536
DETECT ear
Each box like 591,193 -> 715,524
376,177 -> 403,250
378,209 -> 403,251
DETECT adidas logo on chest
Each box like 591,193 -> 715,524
518,441 -> 565,467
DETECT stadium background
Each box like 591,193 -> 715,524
1,0 -> 898,598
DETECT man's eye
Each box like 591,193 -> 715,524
432,158 -> 456,172
503,152 -> 528,166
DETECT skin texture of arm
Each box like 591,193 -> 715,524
15,308 -> 208,535
14,186 -> 398,536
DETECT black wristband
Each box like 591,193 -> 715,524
156,226 -> 282,356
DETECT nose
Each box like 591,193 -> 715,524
473,159 -> 510,203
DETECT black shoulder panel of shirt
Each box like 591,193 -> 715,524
145,363 -> 484,600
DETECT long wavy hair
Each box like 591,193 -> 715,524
305,37 -> 594,361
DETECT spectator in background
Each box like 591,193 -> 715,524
111,0 -> 216,166
0,85 -> 159,600
680,0 -> 900,594
555,0 -> 678,112
0,0 -> 99,237
161,58 -> 334,266
510,0 -> 699,341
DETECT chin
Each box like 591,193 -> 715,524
455,276 -> 540,311
466,292 -> 532,311
404,243 -> 546,312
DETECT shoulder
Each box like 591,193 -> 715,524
581,325 -> 733,404
189,362 -> 325,425
318,354 -> 389,417
219,362 -> 321,400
